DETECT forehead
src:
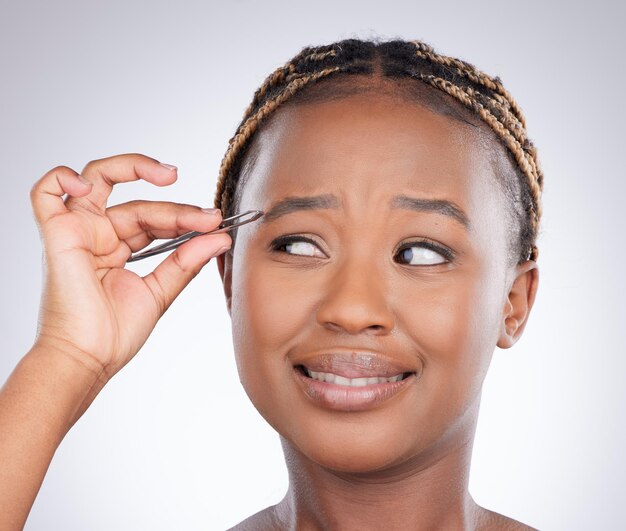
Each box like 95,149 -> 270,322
238,92 -> 499,218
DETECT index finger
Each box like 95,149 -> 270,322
67,153 -> 178,212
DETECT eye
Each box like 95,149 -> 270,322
270,235 -> 326,258
269,235 -> 454,265
395,240 -> 453,266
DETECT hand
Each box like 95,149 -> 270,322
29,153 -> 232,382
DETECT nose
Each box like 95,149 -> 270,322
315,254 -> 395,336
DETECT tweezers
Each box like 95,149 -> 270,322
126,209 -> 264,263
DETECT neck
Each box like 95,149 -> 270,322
274,399 -> 482,531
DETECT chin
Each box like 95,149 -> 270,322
241,358 -> 481,477
304,444 -> 414,475
277,408 -> 439,475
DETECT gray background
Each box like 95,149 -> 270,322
1,0 -> 624,529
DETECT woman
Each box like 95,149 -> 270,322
0,38 -> 541,530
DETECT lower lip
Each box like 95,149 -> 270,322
292,367 -> 415,412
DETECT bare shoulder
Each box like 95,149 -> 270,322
475,506 -> 538,531
228,506 -> 283,531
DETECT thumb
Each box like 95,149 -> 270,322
141,233 -> 232,316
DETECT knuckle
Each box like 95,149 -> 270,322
172,249 -> 201,277
125,199 -> 146,209
29,181 -> 39,202
114,152 -> 156,165
81,153 -> 157,178
150,276 -> 168,316
171,249 -> 188,273
81,159 -> 100,175
30,165 -> 72,200
124,152 -> 149,160
48,164 -> 74,175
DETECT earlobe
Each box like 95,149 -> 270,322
216,251 -> 233,317
497,260 -> 540,349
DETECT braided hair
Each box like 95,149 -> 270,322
213,38 -> 543,264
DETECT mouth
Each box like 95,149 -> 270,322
296,365 -> 413,386
291,352 -> 419,412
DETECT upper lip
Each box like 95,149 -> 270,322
292,349 -> 417,379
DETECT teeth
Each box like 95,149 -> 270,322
307,370 -> 405,386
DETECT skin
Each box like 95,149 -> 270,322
0,155 -> 232,529
216,92 -> 539,530
0,89 -> 538,529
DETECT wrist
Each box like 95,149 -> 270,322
0,343 -> 110,529
31,333 -> 109,381
25,340 -> 110,430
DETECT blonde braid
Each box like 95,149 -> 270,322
214,67 -> 341,215
412,72 -> 543,260
243,63 -> 296,118
410,40 -> 528,129
242,50 -> 337,119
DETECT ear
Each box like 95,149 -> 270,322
216,249 -> 233,317
497,260 -> 540,349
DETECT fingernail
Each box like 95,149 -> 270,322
159,162 -> 177,171
215,245 -> 231,255
201,207 -> 221,215
77,174 -> 92,186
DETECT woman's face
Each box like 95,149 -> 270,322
218,92 -> 533,473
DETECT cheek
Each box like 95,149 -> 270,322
232,263 -> 312,351
230,257 -> 316,416
398,269 -> 501,411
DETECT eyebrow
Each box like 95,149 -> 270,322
390,195 -> 470,229
259,194 -> 340,223
259,193 -> 470,230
